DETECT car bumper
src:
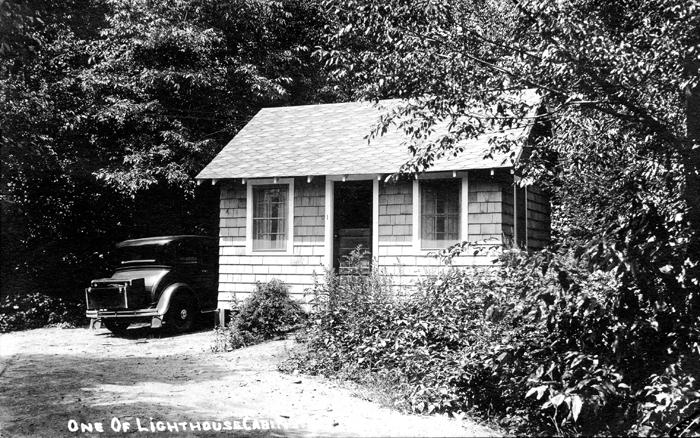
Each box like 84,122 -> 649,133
87,309 -> 163,318
87,309 -> 164,329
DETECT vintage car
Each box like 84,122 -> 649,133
85,235 -> 218,333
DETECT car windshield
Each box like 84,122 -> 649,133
113,243 -> 174,266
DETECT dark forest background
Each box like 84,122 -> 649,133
2,0 -> 347,300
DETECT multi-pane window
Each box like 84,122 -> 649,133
421,179 -> 460,249
252,186 -> 288,251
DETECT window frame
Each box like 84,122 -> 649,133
412,174 -> 468,253
419,179 -> 461,250
246,178 -> 295,255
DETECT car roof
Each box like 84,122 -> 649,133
116,235 -> 217,248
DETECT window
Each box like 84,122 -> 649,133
176,241 -> 200,264
252,185 -> 288,251
421,179 -> 460,249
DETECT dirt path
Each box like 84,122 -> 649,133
0,325 -> 498,437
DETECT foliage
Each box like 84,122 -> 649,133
0,292 -> 87,333
316,0 -> 700,333
237,279 -> 306,338
80,0 -> 336,193
318,0 -> 699,187
307,246 -> 398,312
211,279 -> 306,352
211,316 -> 263,353
290,249 -> 699,436
1,0 -> 338,307
311,3 -> 700,433
637,359 -> 700,437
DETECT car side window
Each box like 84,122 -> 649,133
176,241 -> 200,265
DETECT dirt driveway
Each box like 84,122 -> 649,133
0,325 -> 498,438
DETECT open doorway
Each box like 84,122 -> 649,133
333,180 -> 373,273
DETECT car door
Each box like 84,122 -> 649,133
198,240 -> 219,310
173,240 -> 205,307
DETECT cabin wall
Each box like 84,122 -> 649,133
526,185 -> 551,251
219,184 -> 247,243
503,181 -> 551,251
378,182 -> 413,243
502,184 -> 515,241
468,180 -> 504,241
216,175 -> 551,308
374,178 -> 503,287
293,179 -> 325,244
217,178 -> 326,308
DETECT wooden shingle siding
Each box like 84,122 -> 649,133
375,242 -> 500,286
467,181 -> 503,241
217,179 -> 326,306
217,252 -> 325,302
216,175 -> 550,308
378,181 -> 413,243
220,183 -> 247,242
374,175 -> 501,287
526,185 -> 551,251
501,184 -> 515,240
293,177 -> 325,244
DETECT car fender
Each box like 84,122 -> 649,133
155,283 -> 199,316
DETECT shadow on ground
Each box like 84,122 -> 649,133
0,327 -> 494,438
103,313 -> 217,340
0,326 -> 331,438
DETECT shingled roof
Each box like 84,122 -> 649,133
196,99 -> 534,180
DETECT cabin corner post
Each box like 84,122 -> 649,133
245,182 -> 253,254
524,185 -> 529,250
324,178 -> 334,269
461,173 -> 469,243
412,178 -> 420,253
373,178 -> 379,262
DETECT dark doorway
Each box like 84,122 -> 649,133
333,180 -> 373,273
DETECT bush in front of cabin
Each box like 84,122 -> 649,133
211,279 -> 306,352
211,315 -> 263,352
295,262 -> 510,418
236,278 -> 306,338
287,248 -> 700,436
295,247 -> 400,373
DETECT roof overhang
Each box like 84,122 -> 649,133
197,93 -> 541,183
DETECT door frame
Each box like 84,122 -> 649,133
324,175 -> 380,269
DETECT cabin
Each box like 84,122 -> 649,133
196,99 -> 551,315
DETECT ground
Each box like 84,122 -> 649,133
0,324 -> 499,437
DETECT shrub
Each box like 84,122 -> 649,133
287,247 -> 700,436
0,292 -> 87,333
211,315 -> 263,352
296,264 -> 508,413
236,279 -> 306,338
212,279 -> 306,352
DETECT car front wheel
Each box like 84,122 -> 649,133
166,295 -> 195,333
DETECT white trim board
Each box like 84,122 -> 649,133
245,178 -> 295,256
412,175 -> 468,253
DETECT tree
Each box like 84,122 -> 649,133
79,0 -> 337,193
316,0 -> 699,433
1,0 -> 337,302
